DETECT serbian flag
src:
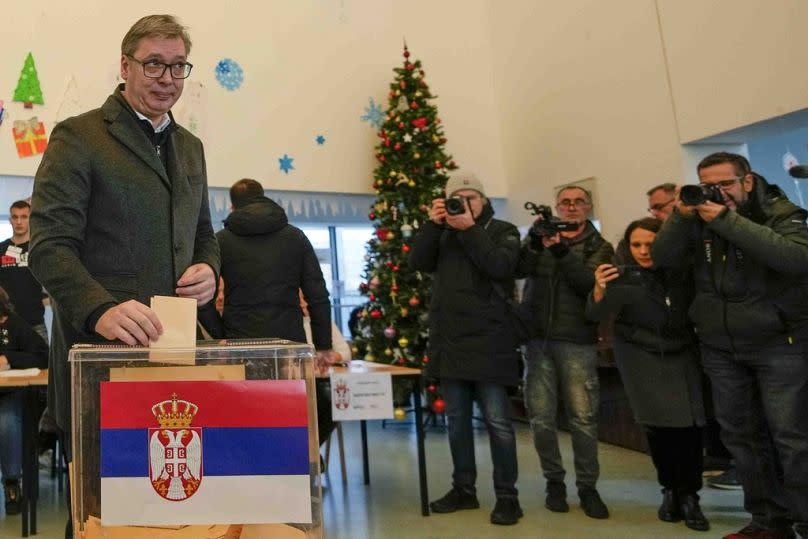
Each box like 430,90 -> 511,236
100,380 -> 312,526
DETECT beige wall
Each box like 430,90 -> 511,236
489,0 -> 684,242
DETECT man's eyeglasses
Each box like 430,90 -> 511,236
556,198 -> 590,209
647,199 -> 674,214
699,177 -> 744,189
127,56 -> 193,79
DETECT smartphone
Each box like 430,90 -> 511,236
613,264 -> 644,285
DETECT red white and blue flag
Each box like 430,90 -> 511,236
99,380 -> 312,525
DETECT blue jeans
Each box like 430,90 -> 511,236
524,340 -> 600,489
0,391 -> 23,482
700,345 -> 808,528
440,379 -> 518,499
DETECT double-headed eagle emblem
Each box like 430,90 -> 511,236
149,393 -> 202,501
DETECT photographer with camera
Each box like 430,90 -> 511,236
517,185 -> 613,519
652,152 -> 808,539
586,217 -> 708,531
409,171 -> 523,525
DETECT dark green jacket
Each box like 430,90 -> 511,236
517,221 -> 614,344
29,86 -> 220,431
409,204 -> 521,385
652,176 -> 808,352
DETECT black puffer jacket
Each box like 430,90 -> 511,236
653,176 -> 808,352
216,197 -> 332,349
409,203 -> 521,385
517,222 -> 614,344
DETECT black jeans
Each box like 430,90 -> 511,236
700,344 -> 808,528
646,425 -> 704,494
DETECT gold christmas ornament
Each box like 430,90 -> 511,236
365,353 -> 376,362
398,337 -> 409,348
394,407 -> 407,421
384,347 -> 393,357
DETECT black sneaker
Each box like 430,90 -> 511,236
545,480 -> 569,512
707,468 -> 743,490
680,493 -> 710,532
490,498 -> 523,525
658,488 -> 681,522
4,480 -> 20,515
579,487 -> 609,519
429,487 -> 480,514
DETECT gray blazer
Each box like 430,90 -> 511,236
29,86 -> 220,433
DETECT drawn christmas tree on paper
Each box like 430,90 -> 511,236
56,76 -> 82,124
14,53 -> 45,109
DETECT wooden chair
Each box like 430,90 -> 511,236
323,422 -> 347,484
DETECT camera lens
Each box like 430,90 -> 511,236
445,197 -> 466,215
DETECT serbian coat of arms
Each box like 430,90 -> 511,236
333,379 -> 350,410
149,393 -> 202,501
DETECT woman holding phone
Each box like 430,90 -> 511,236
586,217 -> 708,532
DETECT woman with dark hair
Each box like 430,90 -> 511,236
0,286 -> 48,515
586,217 -> 708,531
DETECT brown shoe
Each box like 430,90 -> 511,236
4,480 -> 20,515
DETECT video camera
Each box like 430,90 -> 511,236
525,202 -> 577,236
679,184 -> 724,206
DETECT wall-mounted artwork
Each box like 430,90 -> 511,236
14,52 -> 45,108
215,59 -> 244,91
12,117 -> 48,158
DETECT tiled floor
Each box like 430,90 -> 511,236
1,420 -> 747,538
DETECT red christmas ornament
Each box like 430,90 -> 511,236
399,81 -> 406,89
411,118 -> 427,129
406,63 -> 414,70
410,101 -> 418,110
385,139 -> 391,147
419,69 -> 425,76
397,358 -> 405,364
369,293 -> 376,301
376,229 -> 389,240
359,282 -> 369,292
409,296 -> 420,307
398,122 -> 405,129
385,261 -> 393,268
403,49 -> 410,58
428,384 -> 436,392
392,265 -> 399,272
432,398 -> 446,414
422,355 -> 429,363
388,91 -> 395,99
379,156 -> 386,162
401,244 -> 411,253
394,143 -> 401,150
379,131 -> 386,138
391,283 -> 399,292
368,212 -> 376,220
370,309 -> 382,319
419,80 -> 426,87
450,160 -> 456,167
435,162 -> 443,169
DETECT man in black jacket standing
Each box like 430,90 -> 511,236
409,172 -> 522,525
652,152 -> 808,539
518,184 -> 613,519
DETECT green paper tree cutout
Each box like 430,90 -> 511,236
351,44 -> 457,407
14,53 -> 45,109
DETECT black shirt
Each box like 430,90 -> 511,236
0,239 -> 46,326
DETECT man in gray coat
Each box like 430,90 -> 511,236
29,14 -> 219,469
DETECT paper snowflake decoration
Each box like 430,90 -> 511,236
361,97 -> 385,129
316,134 -> 326,145
279,153 -> 295,174
215,59 -> 244,91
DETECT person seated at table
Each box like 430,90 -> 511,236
585,217 -> 709,531
0,286 -> 48,515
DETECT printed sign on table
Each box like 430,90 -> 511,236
330,372 -> 394,420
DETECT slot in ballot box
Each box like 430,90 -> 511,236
69,339 -> 324,539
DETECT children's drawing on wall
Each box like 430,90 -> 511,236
279,153 -> 295,174
12,117 -> 48,158
56,76 -> 82,124
173,80 -> 207,139
14,53 -> 45,109
361,97 -> 384,129
215,59 -> 244,91
0,101 -> 6,127
783,150 -> 806,207
315,134 -> 326,146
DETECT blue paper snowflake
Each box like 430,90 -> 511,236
315,134 -> 326,145
361,97 -> 385,129
215,59 -> 244,91
279,153 -> 295,174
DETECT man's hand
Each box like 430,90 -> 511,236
176,263 -> 216,305
696,201 -> 728,223
429,198 -> 447,225
542,233 -> 562,249
315,349 -> 343,375
673,186 -> 697,218
445,197 -> 475,231
95,300 -> 163,346
0,355 -> 9,370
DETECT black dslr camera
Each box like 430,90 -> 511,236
525,202 -> 577,236
679,184 -> 724,206
445,195 -> 467,215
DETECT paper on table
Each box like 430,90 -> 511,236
0,368 -> 40,378
149,296 -> 197,349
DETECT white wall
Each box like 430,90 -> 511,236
1,0 -> 508,195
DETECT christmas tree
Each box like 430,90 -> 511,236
14,53 -> 45,109
352,44 -> 457,410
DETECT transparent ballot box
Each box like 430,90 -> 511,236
70,339 -> 324,539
